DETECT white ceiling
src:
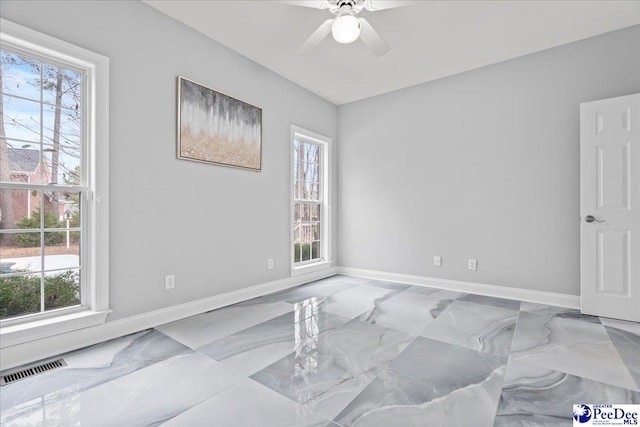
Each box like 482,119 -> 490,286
144,0 -> 640,105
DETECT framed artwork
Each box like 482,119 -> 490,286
177,76 -> 262,171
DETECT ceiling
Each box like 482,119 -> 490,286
144,0 -> 640,105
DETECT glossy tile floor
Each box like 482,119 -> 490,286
1,275 -> 639,426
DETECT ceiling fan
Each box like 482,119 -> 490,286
284,0 -> 410,56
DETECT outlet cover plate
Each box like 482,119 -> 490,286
165,275 -> 175,290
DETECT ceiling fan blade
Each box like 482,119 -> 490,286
358,18 -> 390,56
297,19 -> 334,54
363,0 -> 414,11
281,1 -> 331,9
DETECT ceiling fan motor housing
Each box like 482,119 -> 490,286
332,0 -> 365,15
336,0 -> 356,8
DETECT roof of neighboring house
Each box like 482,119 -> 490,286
8,148 -> 40,174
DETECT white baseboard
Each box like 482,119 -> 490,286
0,267 -> 338,371
338,267 -> 580,309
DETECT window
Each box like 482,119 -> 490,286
0,19 -> 109,343
291,125 -> 330,273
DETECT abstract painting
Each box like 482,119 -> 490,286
178,76 -> 262,170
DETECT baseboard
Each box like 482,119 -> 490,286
0,267 -> 338,371
338,267 -> 581,309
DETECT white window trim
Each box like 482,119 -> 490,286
0,19 -> 110,348
290,125 -> 332,275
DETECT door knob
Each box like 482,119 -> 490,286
585,215 -> 605,223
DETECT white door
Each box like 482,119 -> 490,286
580,93 -> 640,322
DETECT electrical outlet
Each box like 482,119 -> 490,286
468,259 -> 477,271
267,258 -> 274,270
433,256 -> 442,267
165,275 -> 175,290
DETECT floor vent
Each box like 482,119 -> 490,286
1,359 -> 67,386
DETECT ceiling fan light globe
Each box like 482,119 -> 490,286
331,14 -> 361,44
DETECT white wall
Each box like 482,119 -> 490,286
338,25 -> 640,296
0,0 -> 338,321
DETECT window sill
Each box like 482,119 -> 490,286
291,260 -> 334,277
0,309 -> 111,349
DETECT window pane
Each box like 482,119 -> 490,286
312,223 -> 320,240
311,205 -> 320,222
1,51 -> 41,101
306,161 -> 319,180
8,230 -> 43,273
42,66 -> 82,112
311,182 -> 319,201
2,230 -> 41,274
294,243 -> 301,263
300,167 -> 319,201
296,224 -> 303,243
44,268 -> 80,311
302,204 -> 311,222
17,197 -> 46,232
2,142 -> 43,185
311,241 -> 320,260
301,143 -> 319,164
45,231 -> 79,271
42,109 -> 81,183
301,243 -> 311,262
0,273 -> 41,320
311,144 -> 320,163
2,95 -> 41,142
44,191 -> 80,227
1,189 -> 28,229
0,227 -> 42,274
293,203 -> 302,222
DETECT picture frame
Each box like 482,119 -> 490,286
177,76 -> 262,171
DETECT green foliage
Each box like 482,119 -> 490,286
69,210 -> 80,228
294,243 -> 309,263
0,270 -> 80,319
14,208 -> 63,247
44,270 -> 80,310
294,242 -> 319,263
0,275 -> 39,318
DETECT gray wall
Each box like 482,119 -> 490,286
0,1 -> 338,320
338,25 -> 640,295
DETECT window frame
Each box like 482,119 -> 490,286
290,125 -> 332,275
0,19 -> 110,347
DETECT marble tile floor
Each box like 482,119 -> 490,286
1,275 -> 639,427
